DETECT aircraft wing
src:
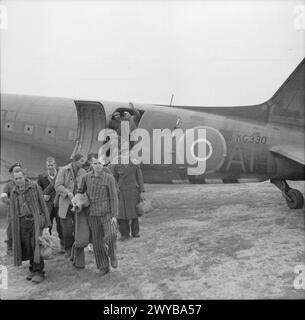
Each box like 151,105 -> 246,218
270,145 -> 305,165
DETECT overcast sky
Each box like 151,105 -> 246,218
1,0 -> 304,106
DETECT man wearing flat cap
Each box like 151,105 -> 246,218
0,163 -> 22,255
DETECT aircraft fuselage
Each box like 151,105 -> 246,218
1,93 -> 304,184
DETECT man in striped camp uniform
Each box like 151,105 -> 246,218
83,152 -> 114,254
77,156 -> 119,275
85,152 -> 113,176
0,163 -> 22,255
9,168 -> 51,283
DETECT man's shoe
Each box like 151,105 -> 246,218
72,263 -> 85,270
119,236 -> 129,242
59,245 -> 65,254
5,240 -> 13,256
111,258 -> 118,269
32,273 -> 45,284
26,271 -> 34,281
132,234 -> 140,238
99,268 -> 110,276
65,250 -> 71,258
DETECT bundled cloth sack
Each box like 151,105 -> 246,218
71,193 -> 90,212
136,196 -> 154,217
38,234 -> 53,260
71,193 -> 91,248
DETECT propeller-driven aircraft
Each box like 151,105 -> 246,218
1,58 -> 304,211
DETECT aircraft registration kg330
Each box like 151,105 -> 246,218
1,58 -> 304,210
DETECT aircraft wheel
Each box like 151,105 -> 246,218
286,189 -> 304,209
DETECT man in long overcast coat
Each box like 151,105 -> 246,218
112,152 -> 145,241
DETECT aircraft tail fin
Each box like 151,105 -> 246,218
167,58 -> 304,126
267,58 -> 305,126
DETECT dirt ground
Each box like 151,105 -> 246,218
0,181 -> 304,299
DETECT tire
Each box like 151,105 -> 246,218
286,189 -> 304,209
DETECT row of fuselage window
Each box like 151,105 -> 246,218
3,122 -> 77,140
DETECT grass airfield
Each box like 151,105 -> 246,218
0,181 -> 304,299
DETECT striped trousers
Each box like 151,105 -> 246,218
87,214 -> 117,271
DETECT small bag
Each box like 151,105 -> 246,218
38,235 -> 53,260
71,193 -> 90,212
71,193 -> 91,248
136,196 -> 153,217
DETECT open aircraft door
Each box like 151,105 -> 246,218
71,101 -> 107,158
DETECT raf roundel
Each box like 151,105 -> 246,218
178,126 -> 227,174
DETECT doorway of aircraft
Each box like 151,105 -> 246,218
71,101 -> 107,158
112,107 -> 144,125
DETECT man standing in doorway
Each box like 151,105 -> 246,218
109,111 -> 122,135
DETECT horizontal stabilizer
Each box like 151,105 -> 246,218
270,145 -> 305,165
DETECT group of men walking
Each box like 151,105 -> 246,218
1,151 -> 145,283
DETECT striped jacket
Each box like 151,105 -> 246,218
77,171 -> 118,218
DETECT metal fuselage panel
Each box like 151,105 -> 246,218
1,94 -> 77,179
1,94 -> 304,184
132,104 -> 304,182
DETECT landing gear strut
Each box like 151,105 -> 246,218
270,179 -> 304,209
